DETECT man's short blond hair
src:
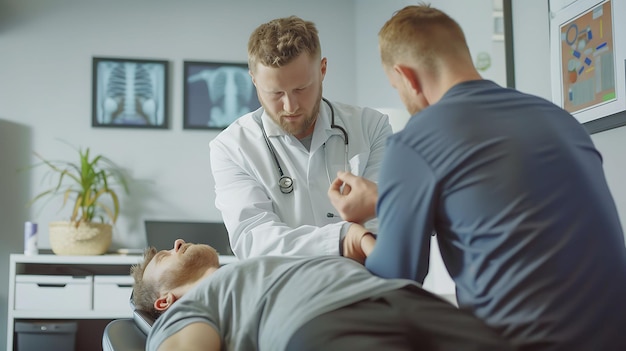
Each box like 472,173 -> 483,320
378,4 -> 471,73
248,15 -> 321,72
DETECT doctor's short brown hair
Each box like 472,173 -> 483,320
248,15 -> 321,73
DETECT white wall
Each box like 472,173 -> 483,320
512,0 -> 552,100
0,120 -> 31,350
592,126 -> 626,225
355,0 -> 408,109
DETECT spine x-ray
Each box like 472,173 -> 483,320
184,62 -> 260,129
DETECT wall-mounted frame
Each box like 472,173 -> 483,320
550,0 -> 626,128
92,57 -> 169,129
493,10 -> 504,42
183,61 -> 261,130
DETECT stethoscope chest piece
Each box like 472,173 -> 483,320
279,175 -> 294,194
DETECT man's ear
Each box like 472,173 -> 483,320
395,64 -> 421,96
154,292 -> 178,312
249,71 -> 256,86
320,57 -> 328,80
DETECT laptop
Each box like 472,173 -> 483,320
144,220 -> 234,256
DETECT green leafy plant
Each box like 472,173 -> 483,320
29,145 -> 130,225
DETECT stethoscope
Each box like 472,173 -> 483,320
260,97 -> 349,194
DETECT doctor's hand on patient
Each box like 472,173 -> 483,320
328,171 -> 378,224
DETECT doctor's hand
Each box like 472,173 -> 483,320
328,171 -> 378,224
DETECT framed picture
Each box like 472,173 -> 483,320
549,0 -> 625,127
92,57 -> 169,129
183,61 -> 261,130
492,10 -> 504,42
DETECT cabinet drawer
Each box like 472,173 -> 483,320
93,275 -> 133,312
15,275 -> 93,311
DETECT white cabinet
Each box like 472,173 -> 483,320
6,254 -> 141,350
93,275 -> 134,312
15,275 -> 93,311
6,253 -> 237,350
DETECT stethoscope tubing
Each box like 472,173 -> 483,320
260,98 -> 348,194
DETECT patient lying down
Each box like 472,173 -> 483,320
131,239 -> 513,351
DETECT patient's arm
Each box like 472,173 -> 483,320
157,322 -> 220,351
361,232 -> 376,256
343,223 -> 377,264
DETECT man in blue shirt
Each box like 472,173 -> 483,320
329,5 -> 626,351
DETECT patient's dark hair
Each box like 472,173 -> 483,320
130,247 -> 161,318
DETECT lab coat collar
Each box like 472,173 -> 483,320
260,110 -> 287,138
313,99 -> 344,152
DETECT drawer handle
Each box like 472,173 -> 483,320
37,284 -> 67,288
117,284 -> 133,288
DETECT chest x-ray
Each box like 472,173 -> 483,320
92,58 -> 168,128
184,61 -> 261,129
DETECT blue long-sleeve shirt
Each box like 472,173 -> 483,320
366,80 -> 626,351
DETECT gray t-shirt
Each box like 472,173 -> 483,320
147,255 -> 416,350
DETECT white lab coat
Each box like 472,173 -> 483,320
209,100 -> 392,258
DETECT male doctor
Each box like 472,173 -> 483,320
209,16 -> 391,259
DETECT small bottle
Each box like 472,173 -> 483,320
24,221 -> 38,255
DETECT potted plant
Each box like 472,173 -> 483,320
29,144 -> 129,255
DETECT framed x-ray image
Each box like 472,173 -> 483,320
183,61 -> 261,130
92,57 -> 169,129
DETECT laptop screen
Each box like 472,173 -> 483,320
144,220 -> 233,256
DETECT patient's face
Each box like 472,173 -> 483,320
144,239 -> 219,292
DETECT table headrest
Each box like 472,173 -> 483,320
129,290 -> 155,336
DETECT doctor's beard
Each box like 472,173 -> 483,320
262,86 -> 322,138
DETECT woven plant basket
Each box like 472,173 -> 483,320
49,221 -> 112,255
